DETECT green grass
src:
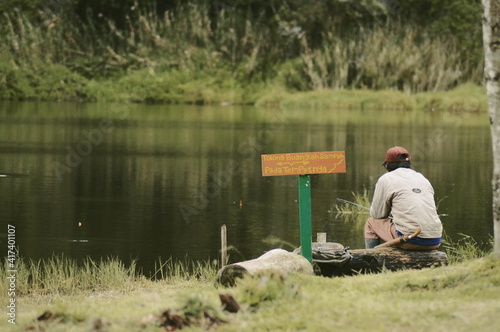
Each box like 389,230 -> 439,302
0,255 -> 219,297
0,59 -> 487,110
1,239 -> 497,331
220,257 -> 500,331
441,233 -> 493,264
1,255 -> 139,296
150,256 -> 219,282
259,83 -> 488,112
1,254 -> 498,331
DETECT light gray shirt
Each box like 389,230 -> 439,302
370,168 -> 443,238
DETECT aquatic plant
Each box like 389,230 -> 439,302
333,189 -> 372,227
441,233 -> 493,264
151,256 -> 218,282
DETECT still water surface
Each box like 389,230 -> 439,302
0,101 -> 493,274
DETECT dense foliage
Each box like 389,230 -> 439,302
0,0 -> 484,102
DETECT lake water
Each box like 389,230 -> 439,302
0,101 -> 493,275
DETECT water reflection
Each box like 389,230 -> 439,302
0,101 -> 493,274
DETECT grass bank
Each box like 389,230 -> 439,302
0,62 -> 488,112
1,246 -> 497,331
256,82 -> 487,112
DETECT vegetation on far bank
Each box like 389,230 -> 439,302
0,1 -> 487,111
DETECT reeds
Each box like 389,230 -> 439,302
0,255 -> 218,296
0,255 -> 138,295
151,257 -> 218,282
295,25 -> 481,93
334,189 -> 372,227
442,233 -> 493,264
0,4 -> 484,102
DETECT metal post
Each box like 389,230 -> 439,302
298,175 -> 312,263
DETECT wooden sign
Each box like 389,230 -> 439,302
261,151 -> 346,177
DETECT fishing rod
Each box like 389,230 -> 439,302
336,198 -> 370,211
336,198 -> 448,217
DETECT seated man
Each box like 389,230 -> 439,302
365,146 -> 443,250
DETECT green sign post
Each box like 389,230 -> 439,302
261,151 -> 346,263
298,174 -> 313,262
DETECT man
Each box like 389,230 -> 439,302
364,146 -> 443,250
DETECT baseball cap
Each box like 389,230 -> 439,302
383,146 -> 411,164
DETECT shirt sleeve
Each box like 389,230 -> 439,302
370,177 -> 391,219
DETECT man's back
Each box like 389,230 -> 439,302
370,168 -> 442,238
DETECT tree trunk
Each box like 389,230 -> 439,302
314,248 -> 448,277
482,0 -> 500,259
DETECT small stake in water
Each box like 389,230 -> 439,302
221,224 -> 227,267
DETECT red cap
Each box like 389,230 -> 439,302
384,146 -> 411,163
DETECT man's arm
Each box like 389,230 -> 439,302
370,178 -> 391,219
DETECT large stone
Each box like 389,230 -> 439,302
216,248 -> 314,287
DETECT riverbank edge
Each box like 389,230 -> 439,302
0,62 -> 487,112
2,254 -> 499,331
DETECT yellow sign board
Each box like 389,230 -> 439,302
261,151 -> 346,177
